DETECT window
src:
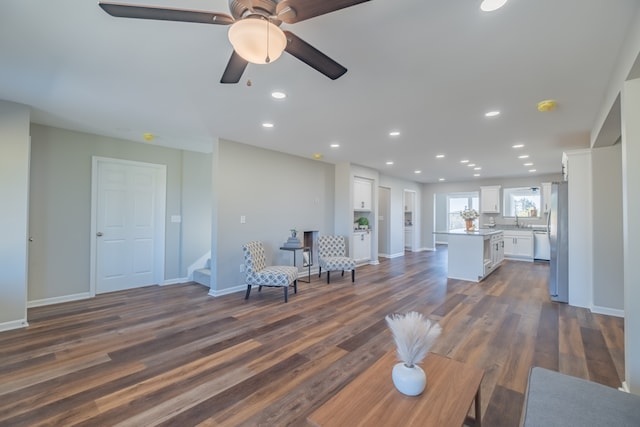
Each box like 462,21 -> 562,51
447,193 -> 479,230
503,187 -> 541,217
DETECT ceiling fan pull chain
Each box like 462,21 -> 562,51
265,17 -> 271,63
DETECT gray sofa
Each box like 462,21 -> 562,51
520,367 -> 640,426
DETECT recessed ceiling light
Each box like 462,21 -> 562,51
518,155 -> 529,159
485,110 -> 500,117
414,170 -> 422,174
439,178 -> 446,181
528,169 -> 537,173
436,154 -> 445,159
474,173 -> 481,177
460,159 -> 470,164
474,167 -> 482,170
262,122 -> 274,128
512,144 -> 525,148
389,131 -> 400,137
523,162 -> 534,166
480,0 -> 508,12
330,143 -> 340,148
313,153 -> 322,159
467,163 -> 476,167
386,161 -> 394,165
271,91 -> 286,99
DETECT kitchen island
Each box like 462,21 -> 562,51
434,229 -> 504,282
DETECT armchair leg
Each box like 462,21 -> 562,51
352,269 -> 355,283
245,285 -> 252,300
342,270 -> 345,277
258,285 -> 262,292
293,280 -> 297,294
284,286 -> 288,303
318,267 -> 322,278
327,271 -> 330,284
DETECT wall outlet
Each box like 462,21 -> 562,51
240,215 -> 246,224
239,264 -> 244,273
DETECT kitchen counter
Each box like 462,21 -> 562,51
434,228 -> 502,237
433,229 -> 504,282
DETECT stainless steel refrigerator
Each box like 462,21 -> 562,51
548,182 -> 568,303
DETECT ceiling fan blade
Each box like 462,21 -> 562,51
99,2 -> 234,25
283,31 -> 347,80
220,51 -> 249,84
276,0 -> 370,24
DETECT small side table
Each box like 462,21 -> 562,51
279,246 -> 312,283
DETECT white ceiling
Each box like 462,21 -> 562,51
1,0 -> 638,183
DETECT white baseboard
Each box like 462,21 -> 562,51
208,284 -> 246,297
162,277 -> 189,286
420,247 -> 436,252
620,381 -> 630,393
387,252 -> 405,259
0,318 -> 29,332
591,305 -> 624,318
28,292 -> 93,308
369,259 -> 380,265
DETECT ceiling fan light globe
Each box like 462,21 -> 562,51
228,19 -> 287,64
480,0 -> 508,12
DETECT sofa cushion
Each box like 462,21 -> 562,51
521,367 -> 640,427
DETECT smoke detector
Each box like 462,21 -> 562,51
537,100 -> 557,112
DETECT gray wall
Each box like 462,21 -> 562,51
181,150 -> 213,277
27,124 -> 210,301
592,144 -> 624,311
0,101 -> 30,330
378,186 -> 391,256
213,139 -> 335,291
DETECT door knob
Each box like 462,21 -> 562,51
96,232 -> 103,237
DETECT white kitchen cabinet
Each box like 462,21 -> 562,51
353,177 -> 373,211
442,230 -> 503,282
405,195 -> 414,212
480,185 -> 501,213
542,182 -> 552,213
503,230 -> 533,260
490,232 -> 504,267
352,231 -> 371,263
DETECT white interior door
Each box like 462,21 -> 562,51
92,158 -> 166,294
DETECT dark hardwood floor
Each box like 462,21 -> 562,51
0,247 -> 624,426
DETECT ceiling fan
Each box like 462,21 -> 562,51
99,0 -> 370,84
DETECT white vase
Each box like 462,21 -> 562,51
392,362 -> 426,396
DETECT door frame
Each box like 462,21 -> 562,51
89,156 -> 167,296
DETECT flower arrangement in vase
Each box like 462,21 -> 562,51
460,207 -> 479,231
385,312 -> 441,396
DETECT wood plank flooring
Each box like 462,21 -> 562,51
0,247 -> 624,426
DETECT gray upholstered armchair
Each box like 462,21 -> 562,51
243,241 -> 299,302
318,235 -> 356,284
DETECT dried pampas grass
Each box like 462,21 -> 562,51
385,312 -> 441,367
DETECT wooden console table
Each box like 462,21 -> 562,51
307,351 -> 484,427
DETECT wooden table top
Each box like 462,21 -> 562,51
307,351 -> 484,427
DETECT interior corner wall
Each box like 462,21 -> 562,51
591,145 -> 624,312
0,101 -> 30,331
565,150 -> 594,309
213,140 -> 335,292
181,150 -> 212,277
621,77 -> 640,395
